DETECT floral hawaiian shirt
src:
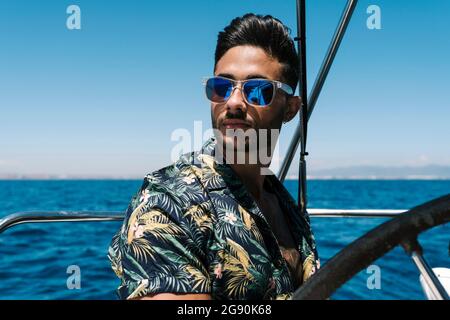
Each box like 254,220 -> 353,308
108,136 -> 319,300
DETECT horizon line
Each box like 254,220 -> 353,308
1,176 -> 449,181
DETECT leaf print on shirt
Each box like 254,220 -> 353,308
183,202 -> 212,233
219,239 -> 254,298
238,205 -> 264,243
127,209 -> 185,263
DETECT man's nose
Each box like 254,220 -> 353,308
226,86 -> 247,115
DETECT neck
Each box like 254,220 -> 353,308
216,140 -> 275,202
229,162 -> 267,201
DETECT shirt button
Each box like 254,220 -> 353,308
275,259 -> 283,268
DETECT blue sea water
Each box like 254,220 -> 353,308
0,179 -> 448,300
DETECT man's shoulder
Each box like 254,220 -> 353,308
122,150 -> 210,230
143,150 -> 200,189
133,150 -> 209,211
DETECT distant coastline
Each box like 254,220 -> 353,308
2,164 -> 450,181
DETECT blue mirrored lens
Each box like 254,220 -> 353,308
206,77 -> 233,102
243,80 -> 274,106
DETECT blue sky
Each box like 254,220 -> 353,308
0,0 -> 449,177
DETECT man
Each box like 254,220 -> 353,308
108,13 -> 319,300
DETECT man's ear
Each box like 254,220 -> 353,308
283,96 -> 301,123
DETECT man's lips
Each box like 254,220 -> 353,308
221,119 -> 252,130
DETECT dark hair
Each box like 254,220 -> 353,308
215,13 -> 299,91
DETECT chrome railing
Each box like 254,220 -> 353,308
0,209 -> 405,235
308,209 -> 406,218
0,211 -> 123,234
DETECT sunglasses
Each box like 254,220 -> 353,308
204,76 -> 294,107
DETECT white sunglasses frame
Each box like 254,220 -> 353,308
203,76 -> 294,107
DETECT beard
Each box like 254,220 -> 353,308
212,123 -> 280,167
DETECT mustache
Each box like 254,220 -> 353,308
214,110 -> 254,129
223,110 -> 246,121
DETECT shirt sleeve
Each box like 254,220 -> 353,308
108,176 -> 212,299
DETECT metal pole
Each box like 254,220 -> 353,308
278,0 -> 358,182
411,251 -> 449,300
295,0 -> 308,214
